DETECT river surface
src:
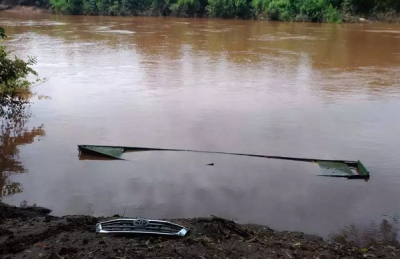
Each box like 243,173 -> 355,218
1,12 -> 400,239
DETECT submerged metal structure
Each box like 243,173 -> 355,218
78,145 -> 370,180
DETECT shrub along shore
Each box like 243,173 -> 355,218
2,0 -> 399,23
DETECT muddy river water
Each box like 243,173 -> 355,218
1,12 -> 400,239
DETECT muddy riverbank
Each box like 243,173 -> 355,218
0,202 -> 399,258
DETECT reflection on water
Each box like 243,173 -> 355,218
0,13 -> 400,239
78,153 -> 115,161
0,116 -> 45,198
331,218 -> 399,247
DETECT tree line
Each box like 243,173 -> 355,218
14,0 -> 400,22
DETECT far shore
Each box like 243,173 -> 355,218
1,4 -> 400,24
0,5 -> 52,14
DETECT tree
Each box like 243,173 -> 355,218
0,27 -> 40,119
0,27 -> 45,198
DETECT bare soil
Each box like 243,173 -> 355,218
0,202 -> 399,258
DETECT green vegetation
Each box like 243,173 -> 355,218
0,28 -> 40,119
15,0 -> 49,8
252,0 -> 342,22
207,0 -> 253,18
9,0 -> 400,22
170,0 -> 205,17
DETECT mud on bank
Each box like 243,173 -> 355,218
0,203 -> 399,258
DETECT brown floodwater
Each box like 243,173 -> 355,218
1,12 -> 400,239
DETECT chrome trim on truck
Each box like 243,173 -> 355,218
96,218 -> 188,237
